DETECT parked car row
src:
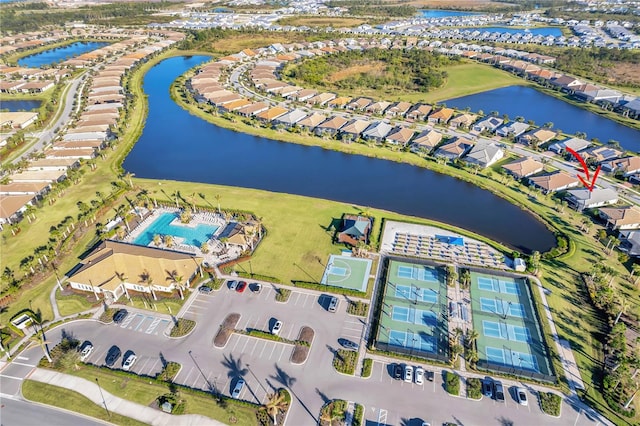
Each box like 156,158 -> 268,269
227,280 -> 262,294
392,363 -> 434,384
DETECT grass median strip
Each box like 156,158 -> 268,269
22,379 -> 148,426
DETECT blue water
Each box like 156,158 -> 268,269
18,41 -> 109,68
460,26 -> 563,36
420,9 -> 480,18
445,86 -> 640,152
0,99 -> 41,111
133,212 -> 219,247
122,56 -> 556,253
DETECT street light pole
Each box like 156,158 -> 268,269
95,377 -> 111,419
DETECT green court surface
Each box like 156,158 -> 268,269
321,254 -> 372,292
375,260 -> 449,361
470,271 -> 552,378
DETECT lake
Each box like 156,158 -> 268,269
123,55 -> 556,253
0,99 -> 41,111
445,85 -> 640,152
420,9 -> 480,18
18,41 -> 108,68
460,27 -> 563,36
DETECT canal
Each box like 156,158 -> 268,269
123,56 -> 556,253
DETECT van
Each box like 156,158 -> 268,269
328,296 -> 339,313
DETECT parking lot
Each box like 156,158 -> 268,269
115,312 -> 171,336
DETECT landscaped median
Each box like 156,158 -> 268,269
332,349 -> 359,376
214,313 -> 241,348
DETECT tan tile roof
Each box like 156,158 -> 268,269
529,171 -> 579,191
599,206 -> 640,227
502,157 -> 545,178
0,194 -> 34,219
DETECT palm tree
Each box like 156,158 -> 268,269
164,235 -> 174,249
153,234 -> 162,247
30,331 -> 52,363
450,343 -> 463,363
200,242 -> 210,254
466,329 -> 479,349
166,270 -> 184,300
260,392 -> 289,425
319,403 -> 342,426
614,297 -> 629,325
139,269 -> 156,300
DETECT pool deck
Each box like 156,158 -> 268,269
380,221 -> 508,270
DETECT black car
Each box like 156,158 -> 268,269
425,370 -> 435,382
393,363 -> 403,380
105,345 -> 121,367
199,286 -> 213,293
494,381 -> 505,402
113,309 -> 128,323
338,338 -> 359,351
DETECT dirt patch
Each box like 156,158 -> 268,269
291,326 -> 314,364
278,17 -> 366,28
211,34 -> 291,54
595,62 -> 640,87
328,62 -> 386,83
214,313 -> 240,348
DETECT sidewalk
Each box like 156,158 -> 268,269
28,368 -> 226,426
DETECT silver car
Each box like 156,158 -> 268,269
232,379 -> 245,399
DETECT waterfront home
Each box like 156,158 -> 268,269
273,108 -> 308,128
297,112 -> 328,131
385,101 -> 412,117
548,137 -> 591,154
472,116 -> 503,133
428,107 -> 454,124
337,215 -> 373,246
366,101 -> 392,115
550,75 -> 583,93
362,121 -> 393,143
27,157 -> 80,171
449,113 -> 477,129
495,122 -> 530,138
599,206 -> 640,230
410,129 -> 443,154
10,169 -> 67,184
463,141 -> 504,168
618,230 -> 640,257
434,137 -> 474,160
565,187 -> 619,211
502,157 -> 545,179
0,195 -> 35,227
528,171 -> 580,194
405,103 -> 432,121
315,115 -> 349,137
340,119 -> 371,141
516,128 -> 557,146
620,98 -> 640,119
574,88 -> 622,104
346,97 -> 373,111
256,106 -> 289,122
602,156 -> 640,177
220,98 -> 252,113
67,240 -> 203,302
236,102 -> 270,117
385,126 -> 416,147
582,146 -> 623,164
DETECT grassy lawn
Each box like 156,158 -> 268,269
22,380 -> 148,426
65,365 -> 258,425
125,295 -> 186,316
277,16 -> 368,27
56,289 -> 97,317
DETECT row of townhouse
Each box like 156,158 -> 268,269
0,30 -> 185,228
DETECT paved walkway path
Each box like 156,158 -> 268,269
28,368 -> 226,426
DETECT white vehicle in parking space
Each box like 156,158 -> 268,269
272,320 -> 283,336
414,366 -> 424,385
79,341 -> 93,361
516,387 -> 528,406
123,353 -> 137,370
232,379 -> 245,399
404,364 -> 413,383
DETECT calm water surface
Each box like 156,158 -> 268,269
0,100 -> 41,111
460,26 -> 562,36
420,9 -> 480,18
18,41 -> 108,68
445,86 -> 640,152
123,56 -> 556,253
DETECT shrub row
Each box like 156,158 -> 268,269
361,358 -> 373,378
347,300 -> 369,317
237,329 -> 309,346
445,371 -> 460,396
353,403 -> 364,426
332,349 -> 358,375
169,318 -> 195,337
275,288 -> 291,302
291,280 -> 366,297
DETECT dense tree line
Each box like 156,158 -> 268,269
553,48 -> 640,88
326,0 -> 416,17
0,2 -> 175,33
284,48 -> 456,93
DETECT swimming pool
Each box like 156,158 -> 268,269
133,213 -> 219,247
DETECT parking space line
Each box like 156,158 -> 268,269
230,335 -> 242,352
147,359 -> 161,376
222,377 -> 231,396
292,292 -> 301,304
240,337 -> 250,354
268,343 -> 277,359
179,366 -> 195,385
192,372 -> 201,388
277,346 -> 286,362
120,313 -> 137,329
145,317 -> 162,334
258,341 -> 268,358
240,315 -> 253,331
137,358 -> 151,374
132,315 -> 150,331
248,340 -> 260,357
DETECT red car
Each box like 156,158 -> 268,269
236,281 -> 247,293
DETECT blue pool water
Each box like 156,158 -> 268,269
133,213 -> 219,247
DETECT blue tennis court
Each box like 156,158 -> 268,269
397,265 -> 438,282
501,281 -> 520,295
486,346 -> 505,364
478,277 -> 499,292
392,306 -> 437,327
509,325 -> 531,343
329,266 -> 347,276
485,347 -> 539,371
420,290 -> 438,304
388,330 -> 437,353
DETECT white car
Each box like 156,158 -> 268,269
414,366 -> 424,385
516,387 -> 528,406
122,353 -> 137,370
79,342 -> 93,361
404,364 -> 413,383
272,320 -> 283,336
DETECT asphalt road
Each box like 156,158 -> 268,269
0,396 -> 107,426
0,283 -> 612,426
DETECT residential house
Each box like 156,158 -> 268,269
405,103 -> 432,121
495,122 -> 530,138
0,194 -> 35,227
337,215 -> 373,246
599,206 -> 640,230
548,137 -> 591,154
550,75 -> 583,93
366,101 -> 392,115
528,171 -> 580,194
256,106 -> 288,122
307,92 -> 336,106
463,141 -> 504,168
517,128 -> 556,146
361,121 -> 393,144
340,119 -> 371,141
273,108 -> 308,128
0,112 -> 39,129
472,116 -> 503,133
66,240 -> 203,302
434,137 -> 474,160
327,96 -> 352,108
236,102 -> 270,117
384,102 -> 412,117
346,97 -> 373,111
602,156 -> 640,177
582,146 -> 623,164
314,116 -> 349,137
565,187 -> 618,211
297,113 -> 327,132
290,89 -> 317,102
384,126 -> 415,147
410,129 -> 442,154
618,230 -> 640,257
501,157 -> 544,179
449,113 -> 477,129
428,107 -> 455,124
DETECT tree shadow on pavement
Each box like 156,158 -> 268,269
222,352 -> 248,380
271,363 -> 317,423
